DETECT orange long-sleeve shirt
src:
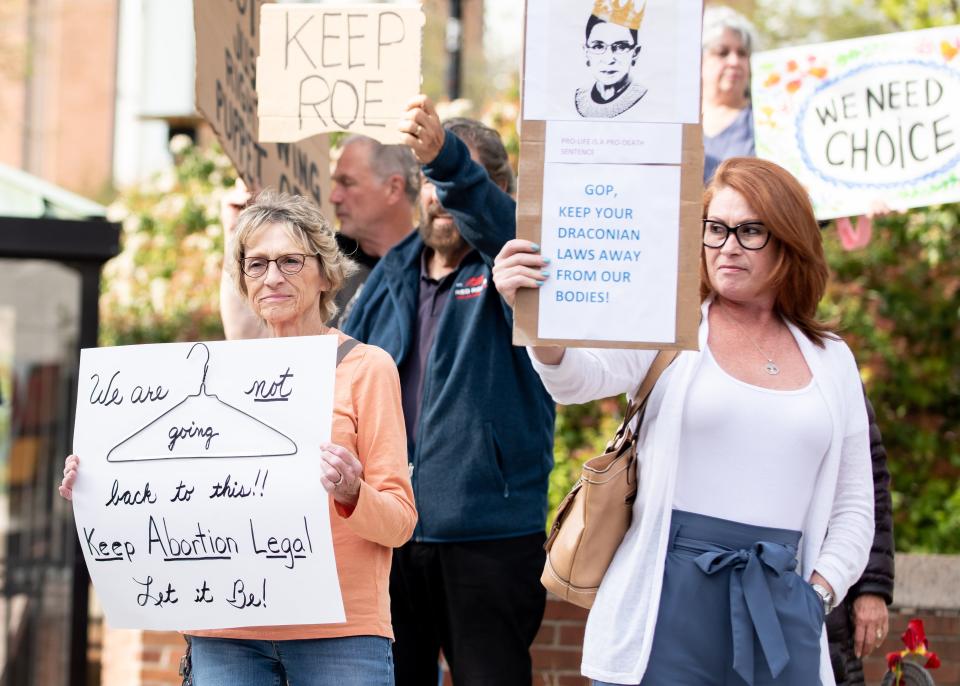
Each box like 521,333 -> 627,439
189,333 -> 416,640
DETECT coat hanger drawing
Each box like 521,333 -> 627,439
106,343 -> 298,463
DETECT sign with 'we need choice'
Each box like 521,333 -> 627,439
70,336 -> 343,630
752,25 -> 960,220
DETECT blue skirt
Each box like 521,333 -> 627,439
596,510 -> 824,686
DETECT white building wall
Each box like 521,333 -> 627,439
112,0 -> 195,187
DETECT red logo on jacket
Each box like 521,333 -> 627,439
454,275 -> 488,300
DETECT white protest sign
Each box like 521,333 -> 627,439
537,164 -> 681,342
544,121 -> 683,164
752,26 -> 960,219
71,336 -> 344,631
514,0 -> 703,350
523,0 -> 702,124
257,4 -> 425,144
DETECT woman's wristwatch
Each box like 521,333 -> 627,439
811,583 -> 836,614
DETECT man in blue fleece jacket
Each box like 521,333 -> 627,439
343,96 -> 556,686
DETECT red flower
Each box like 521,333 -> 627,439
888,619 -> 941,679
902,619 -> 927,651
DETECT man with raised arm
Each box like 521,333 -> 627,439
343,97 -> 555,686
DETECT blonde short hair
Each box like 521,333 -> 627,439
232,190 -> 357,323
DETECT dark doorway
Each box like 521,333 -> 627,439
0,215 -> 119,686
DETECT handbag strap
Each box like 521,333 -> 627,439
609,349 -> 679,449
336,338 -> 360,366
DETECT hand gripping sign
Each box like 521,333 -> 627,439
71,336 -> 343,630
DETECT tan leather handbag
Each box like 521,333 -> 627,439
541,350 -> 679,608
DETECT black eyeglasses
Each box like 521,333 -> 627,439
240,253 -> 317,278
702,220 -> 772,251
585,40 -> 637,57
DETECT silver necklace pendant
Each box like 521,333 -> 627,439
765,361 -> 780,375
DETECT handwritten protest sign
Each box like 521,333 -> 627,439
753,26 -> 960,219
514,0 -> 703,349
71,336 -> 343,630
257,4 -> 425,144
194,0 -> 332,216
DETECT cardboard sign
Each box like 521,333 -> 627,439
257,4 -> 425,144
0,308 -> 11,450
522,0 -> 702,124
753,26 -> 960,220
514,0 -> 703,350
194,0 -> 332,216
71,336 -> 344,630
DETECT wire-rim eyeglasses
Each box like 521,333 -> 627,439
240,253 -> 318,279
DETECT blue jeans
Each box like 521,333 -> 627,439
188,635 -> 394,686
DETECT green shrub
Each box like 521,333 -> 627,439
821,206 -> 960,552
100,137 -> 235,346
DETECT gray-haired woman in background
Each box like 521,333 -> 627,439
701,6 -> 757,183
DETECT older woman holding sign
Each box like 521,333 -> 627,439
61,191 -> 416,686
492,158 -> 873,686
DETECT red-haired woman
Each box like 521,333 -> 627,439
492,157 -> 873,686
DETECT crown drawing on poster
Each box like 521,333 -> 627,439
592,0 -> 646,30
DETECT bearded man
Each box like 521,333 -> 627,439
343,98 -> 556,686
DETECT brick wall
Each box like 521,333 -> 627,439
0,0 -> 119,197
100,628 -> 184,686
530,599 -> 590,686
98,603 -> 957,686
531,602 -> 960,686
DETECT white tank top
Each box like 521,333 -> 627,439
672,346 -> 832,531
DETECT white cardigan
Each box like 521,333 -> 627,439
530,299 -> 874,686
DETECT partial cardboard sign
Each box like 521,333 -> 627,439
71,336 -> 344,630
257,4 -> 425,144
752,26 -> 960,220
0,308 -> 11,462
523,0 -> 702,124
515,0 -> 703,350
194,0 -> 331,216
